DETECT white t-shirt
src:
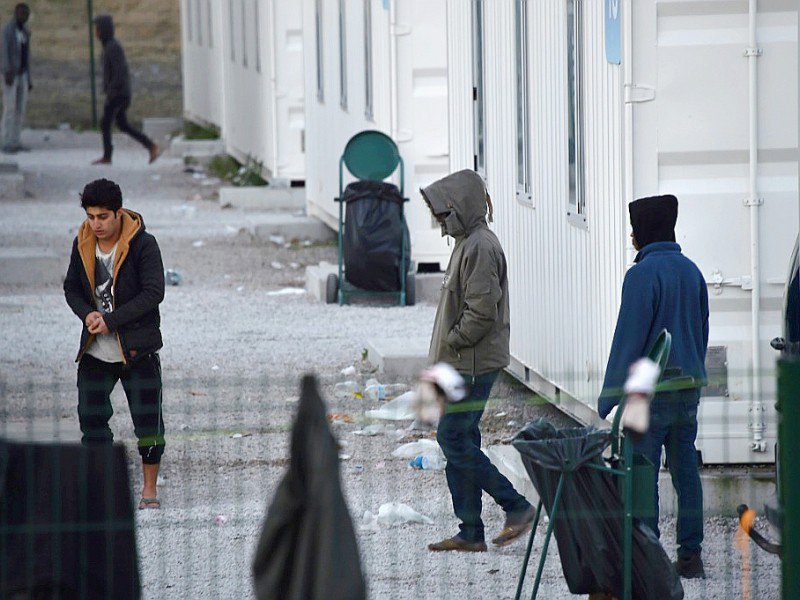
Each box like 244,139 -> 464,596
86,242 -> 124,363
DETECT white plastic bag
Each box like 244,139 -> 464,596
364,391 -> 417,421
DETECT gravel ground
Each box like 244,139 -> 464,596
0,131 -> 781,599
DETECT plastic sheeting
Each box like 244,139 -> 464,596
512,419 -> 683,600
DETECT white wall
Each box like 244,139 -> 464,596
181,0 -> 225,128
303,0 -> 451,269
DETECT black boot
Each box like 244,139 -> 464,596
674,553 -> 706,579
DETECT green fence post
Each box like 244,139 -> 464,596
778,357 -> 800,600
87,0 -> 97,128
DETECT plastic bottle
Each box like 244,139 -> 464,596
333,381 -> 361,398
408,455 -> 446,471
364,383 -> 409,402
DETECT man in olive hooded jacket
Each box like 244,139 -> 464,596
421,170 -> 534,552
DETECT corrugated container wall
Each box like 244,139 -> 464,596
303,0 -> 451,269
181,0 -> 225,128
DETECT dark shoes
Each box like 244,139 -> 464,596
674,553 -> 706,579
428,535 -> 487,552
492,505 -> 537,547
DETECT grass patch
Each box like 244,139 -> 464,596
207,154 -> 268,187
184,121 -> 220,140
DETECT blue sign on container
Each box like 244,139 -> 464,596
605,0 -> 622,65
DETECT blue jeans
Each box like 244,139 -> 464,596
436,370 -> 531,542
633,389 -> 703,558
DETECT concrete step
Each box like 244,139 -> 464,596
0,247 -> 65,285
366,336 -> 430,380
250,213 -> 335,244
0,158 -> 18,173
169,135 -> 225,158
220,186 -> 305,211
143,117 -> 183,149
415,272 -> 443,304
0,172 -> 24,199
305,261 -> 339,303
486,444 -> 775,517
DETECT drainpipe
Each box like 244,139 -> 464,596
746,0 -> 766,452
388,0 -> 399,143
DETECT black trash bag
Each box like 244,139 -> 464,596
512,419 -> 683,600
0,440 -> 140,600
342,181 -> 410,292
252,375 -> 366,600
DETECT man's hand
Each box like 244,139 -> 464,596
85,311 -> 102,329
3,72 -> 14,86
88,314 -> 110,335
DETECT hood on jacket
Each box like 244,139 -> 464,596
629,194 -> 678,250
420,169 -> 492,238
77,208 -> 144,292
94,15 -> 115,45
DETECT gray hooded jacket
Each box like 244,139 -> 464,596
421,170 -> 510,376
1,19 -> 31,81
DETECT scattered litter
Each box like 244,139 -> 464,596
341,365 -> 357,376
192,172 -> 206,180
302,240 -> 312,247
266,288 -> 306,296
289,262 -> 300,270
334,381 -> 361,398
408,454 -> 446,471
270,261 -> 284,270
285,396 -> 299,403
172,204 -> 197,216
213,515 -> 228,526
192,240 -> 205,248
231,433 -> 243,439
507,420 -> 519,428
192,193 -> 203,202
391,439 -> 443,460
327,413 -> 354,424
365,382 -> 409,402
164,269 -> 183,286
269,234 -> 286,246
200,178 -> 219,186
338,453 -> 352,461
362,502 -> 434,531
189,390 -> 207,397
364,391 -> 417,421
224,225 -> 239,235
156,475 -> 166,486
236,286 -> 245,293
353,464 -> 364,473
58,122 -> 71,131
151,174 -> 161,181
375,461 -> 385,469
211,365 -> 220,371
494,411 -> 508,418
353,423 -> 392,437
488,569 -> 500,575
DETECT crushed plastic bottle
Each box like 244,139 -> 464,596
364,382 -> 409,402
164,269 -> 183,286
408,454 -> 447,471
333,380 -> 362,398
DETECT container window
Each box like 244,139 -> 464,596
241,0 -> 248,68
229,0 -> 235,62
339,0 -> 347,109
316,0 -> 324,102
567,0 -> 586,225
196,0 -> 203,46
515,0 -> 532,204
207,0 -> 213,48
472,0 -> 486,178
364,0 -> 374,120
255,0 -> 261,73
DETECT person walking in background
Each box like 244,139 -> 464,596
421,170 -> 535,552
1,3 -> 32,154
92,15 -> 159,165
64,178 -> 166,509
598,194 -> 709,579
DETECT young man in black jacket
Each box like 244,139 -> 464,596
91,15 -> 158,165
64,178 -> 166,509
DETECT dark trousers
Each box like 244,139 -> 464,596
436,370 -> 531,542
101,96 -> 154,160
632,389 -> 703,558
77,353 -> 165,464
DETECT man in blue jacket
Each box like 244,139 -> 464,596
599,194 -> 709,579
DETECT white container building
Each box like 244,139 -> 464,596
301,0 -> 451,269
180,0 -> 305,182
445,0 -> 798,464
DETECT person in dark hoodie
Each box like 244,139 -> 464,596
1,3 -> 32,153
64,178 -> 166,510
420,170 -> 535,552
91,15 -> 159,165
599,194 -> 709,579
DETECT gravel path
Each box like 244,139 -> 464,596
0,131 -> 781,599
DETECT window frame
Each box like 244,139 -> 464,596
187,0 -> 193,43
515,0 -> 532,205
472,0 -> 486,178
315,0 -> 324,102
339,0 -> 347,109
229,0 -> 235,62
566,0 -> 587,227
254,0 -> 261,73
207,0 -> 213,48
196,0 -> 203,46
241,0 -> 248,68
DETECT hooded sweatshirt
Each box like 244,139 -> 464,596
598,196 -> 709,419
421,170 -> 510,376
95,15 -> 131,99
64,208 -> 165,364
